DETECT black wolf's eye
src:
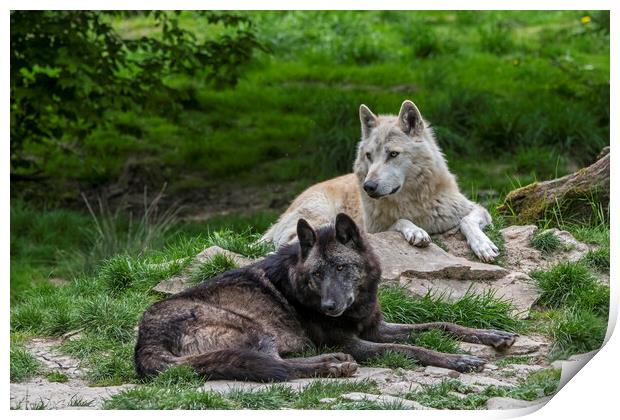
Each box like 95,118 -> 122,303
389,151 -> 400,158
365,152 -> 372,161
336,265 -> 344,271
313,271 -> 321,278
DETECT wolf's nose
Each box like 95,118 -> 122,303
321,299 -> 337,312
363,181 -> 378,193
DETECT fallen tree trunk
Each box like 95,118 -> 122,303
498,148 -> 609,224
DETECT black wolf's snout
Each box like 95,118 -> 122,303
321,299 -> 337,313
363,180 -> 378,194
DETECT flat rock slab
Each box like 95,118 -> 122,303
339,392 -> 430,409
370,232 -> 508,282
486,395 -> 552,410
10,379 -> 134,409
370,232 -> 538,317
440,225 -> 591,274
460,335 -> 550,360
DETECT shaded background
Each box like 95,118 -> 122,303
10,10 -> 610,295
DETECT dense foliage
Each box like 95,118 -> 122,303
10,11 -> 263,178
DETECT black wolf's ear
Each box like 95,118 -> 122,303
335,213 -> 363,250
359,104 -> 378,138
397,100 -> 424,137
297,218 -> 316,259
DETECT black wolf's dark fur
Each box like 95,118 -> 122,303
135,214 -> 517,381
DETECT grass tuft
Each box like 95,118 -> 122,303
379,286 -> 522,332
46,371 -> 69,383
10,346 -> 41,382
363,350 -> 419,370
191,254 -> 238,284
530,230 -> 563,254
531,261 -> 609,316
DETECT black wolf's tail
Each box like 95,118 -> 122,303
135,346 -> 290,382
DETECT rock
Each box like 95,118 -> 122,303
460,374 -> 515,388
24,338 -> 83,379
500,226 -> 590,274
460,335 -> 549,360
369,231 -> 538,317
370,232 -> 508,282
319,397 -> 337,404
10,379 -> 134,409
486,396 -> 553,410
339,392 -> 430,409
423,366 -> 460,378
505,364 -> 544,375
153,246 -> 255,295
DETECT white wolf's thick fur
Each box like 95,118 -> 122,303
262,100 -> 499,262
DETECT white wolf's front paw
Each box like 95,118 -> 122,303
402,226 -> 431,247
470,237 -> 499,262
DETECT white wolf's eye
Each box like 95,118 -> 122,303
389,151 -> 400,158
365,152 -> 372,161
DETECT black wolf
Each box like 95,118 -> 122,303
135,213 -> 516,381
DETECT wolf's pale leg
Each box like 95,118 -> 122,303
460,205 -> 498,262
390,219 -> 431,247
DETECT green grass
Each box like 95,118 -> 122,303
191,254 -> 238,284
410,330 -> 460,354
530,261 -> 608,316
15,11 -> 609,206
46,371 -> 69,383
495,356 -> 535,368
379,286 -> 523,332
363,350 -> 419,370
530,230 -> 563,254
104,374 -> 380,410
10,346 -> 41,382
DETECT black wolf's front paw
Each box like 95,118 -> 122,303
448,355 -> 486,373
479,330 -> 518,351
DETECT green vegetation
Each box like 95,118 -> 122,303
12,11 -> 609,204
10,10 -> 610,410
191,254 -> 238,284
10,346 -> 41,382
46,371 -> 69,383
379,287 -> 523,332
530,231 -> 563,254
104,365 -> 380,410
406,368 -> 560,409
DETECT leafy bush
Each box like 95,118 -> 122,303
10,11 -> 264,177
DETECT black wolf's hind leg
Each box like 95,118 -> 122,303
344,338 -> 485,373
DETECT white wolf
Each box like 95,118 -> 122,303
262,100 -> 499,262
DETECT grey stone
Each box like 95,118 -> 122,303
423,366 -> 460,378
339,392 -> 430,409
486,395 -> 553,410
460,335 -> 549,360
369,232 -> 538,317
10,379 -> 134,409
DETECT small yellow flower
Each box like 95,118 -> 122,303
512,59 -> 520,66
581,15 -> 591,24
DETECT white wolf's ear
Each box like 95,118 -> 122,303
359,104 -> 378,138
398,100 -> 424,137
335,213 -> 363,250
297,219 -> 316,259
